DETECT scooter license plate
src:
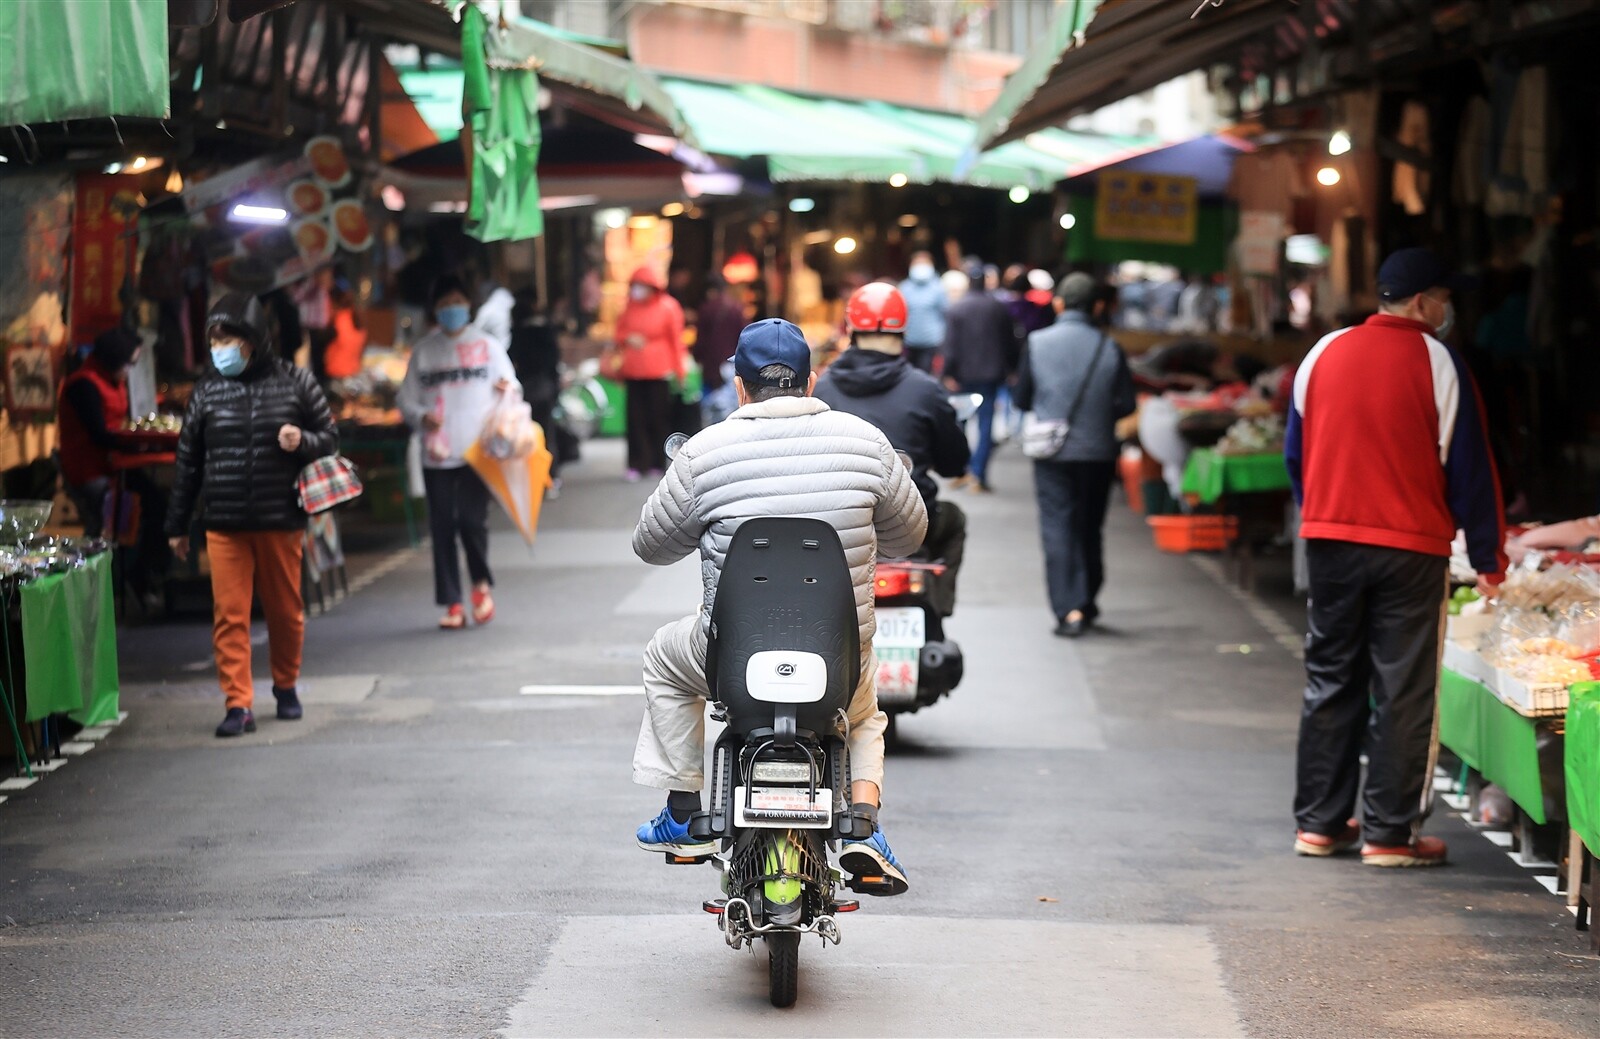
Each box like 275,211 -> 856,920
874,607 -> 923,705
734,785 -> 833,828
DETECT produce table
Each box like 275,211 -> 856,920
1180,448 -> 1292,505
1439,666 -> 1547,824
17,551 -> 119,726
1567,683 -> 1600,855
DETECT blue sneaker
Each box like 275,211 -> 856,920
840,827 -> 909,896
636,806 -> 717,857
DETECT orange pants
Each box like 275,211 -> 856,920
207,529 -> 304,710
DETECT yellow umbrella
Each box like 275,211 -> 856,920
463,424 -> 554,546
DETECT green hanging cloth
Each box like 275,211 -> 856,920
461,4 -> 544,243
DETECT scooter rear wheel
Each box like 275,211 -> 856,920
767,930 -> 800,1008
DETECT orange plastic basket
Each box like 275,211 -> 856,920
1147,514 -> 1239,553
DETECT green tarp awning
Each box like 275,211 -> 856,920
0,0 -> 169,127
661,78 -> 1150,191
971,0 -> 1102,155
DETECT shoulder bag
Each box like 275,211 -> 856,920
298,455 -> 364,514
1021,332 -> 1110,460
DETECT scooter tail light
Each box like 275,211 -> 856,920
875,570 -> 912,597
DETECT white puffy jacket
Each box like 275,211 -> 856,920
632,395 -> 927,650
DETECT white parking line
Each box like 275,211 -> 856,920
519,684 -> 642,696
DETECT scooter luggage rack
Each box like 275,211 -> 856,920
737,738 -> 830,825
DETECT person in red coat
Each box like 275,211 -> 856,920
607,265 -> 687,480
58,326 -> 169,588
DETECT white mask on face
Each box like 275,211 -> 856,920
1433,299 -> 1455,339
910,262 -> 934,280
629,284 -> 652,302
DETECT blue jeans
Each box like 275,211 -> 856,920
962,381 -> 1001,484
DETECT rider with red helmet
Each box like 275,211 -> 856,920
816,282 -> 971,615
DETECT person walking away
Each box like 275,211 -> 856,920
631,318 -> 927,894
59,326 -> 170,594
693,275 -> 746,402
166,293 -> 338,737
293,266 -> 335,379
508,287 -> 564,495
942,258 -> 1022,492
1286,247 -> 1505,867
1015,273 -> 1135,638
322,281 -> 368,381
898,251 -> 947,374
608,266 -> 687,481
399,275 -> 521,630
816,283 -> 970,615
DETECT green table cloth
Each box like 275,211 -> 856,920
1566,682 -> 1600,853
20,552 -> 119,725
1181,448 -> 1292,505
1439,667 -> 1545,824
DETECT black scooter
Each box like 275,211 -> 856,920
672,514 -> 882,1008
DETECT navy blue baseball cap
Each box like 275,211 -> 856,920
734,318 -> 811,387
1377,247 -> 1474,301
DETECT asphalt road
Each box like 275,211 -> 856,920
3,439 -> 1598,1038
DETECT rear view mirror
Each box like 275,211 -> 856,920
664,432 -> 691,460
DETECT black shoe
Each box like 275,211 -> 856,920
1053,617 -> 1085,639
272,685 -> 303,721
215,707 -> 256,737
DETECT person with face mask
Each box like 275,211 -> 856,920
897,251 -> 947,373
166,292 -> 339,737
606,266 -> 687,481
1285,247 -> 1504,869
399,274 -> 520,630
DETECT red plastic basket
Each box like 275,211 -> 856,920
1148,514 -> 1239,553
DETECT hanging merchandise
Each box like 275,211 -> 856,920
461,4 -> 544,243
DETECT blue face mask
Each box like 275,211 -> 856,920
211,342 -> 247,377
437,304 -> 471,334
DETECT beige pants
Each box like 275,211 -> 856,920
632,614 -> 888,793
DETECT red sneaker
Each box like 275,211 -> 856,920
1362,835 -> 1448,867
1294,819 -> 1360,857
439,604 -> 466,630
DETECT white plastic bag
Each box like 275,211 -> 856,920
479,385 -> 538,460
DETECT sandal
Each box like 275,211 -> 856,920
471,587 -> 495,625
439,604 -> 466,630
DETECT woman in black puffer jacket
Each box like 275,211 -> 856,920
166,292 -> 338,738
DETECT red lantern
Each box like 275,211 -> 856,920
721,251 -> 759,285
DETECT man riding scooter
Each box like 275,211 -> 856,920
815,283 -> 970,618
631,318 -> 927,895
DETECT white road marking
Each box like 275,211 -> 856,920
58,742 -> 96,756
1187,555 -> 1304,661
1482,830 -> 1514,848
503,915 -> 1245,1038
31,759 -> 67,772
75,727 -> 112,742
1534,875 -> 1560,895
345,545 -> 416,596
0,777 -> 37,791
519,684 -> 642,696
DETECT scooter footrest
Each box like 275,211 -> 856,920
829,898 -> 860,913
664,851 -> 713,865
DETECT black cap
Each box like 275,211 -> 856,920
1376,248 -> 1473,301
734,319 -> 810,386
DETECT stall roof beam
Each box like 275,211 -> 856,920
975,0 -> 1332,150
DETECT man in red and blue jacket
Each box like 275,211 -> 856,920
1285,247 -> 1506,868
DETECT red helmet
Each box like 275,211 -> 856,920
846,282 -> 908,334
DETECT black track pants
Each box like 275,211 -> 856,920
1294,539 -> 1448,847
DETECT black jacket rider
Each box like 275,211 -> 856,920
815,348 -> 969,515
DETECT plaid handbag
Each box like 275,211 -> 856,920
297,455 -> 363,514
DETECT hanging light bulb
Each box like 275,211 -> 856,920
1328,130 -> 1352,156
165,168 -> 184,194
1316,166 -> 1341,187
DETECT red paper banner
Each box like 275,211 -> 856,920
70,174 -> 138,345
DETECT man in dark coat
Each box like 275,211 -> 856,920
941,258 -> 1022,492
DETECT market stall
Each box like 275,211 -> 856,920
0,503 -> 119,778
1439,556 -> 1600,935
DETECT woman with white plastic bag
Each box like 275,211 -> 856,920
398,275 -> 520,629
